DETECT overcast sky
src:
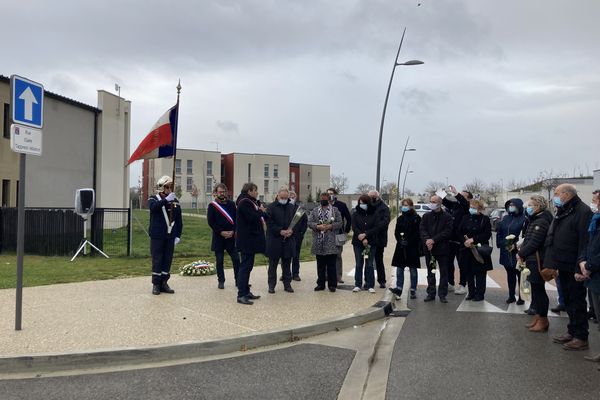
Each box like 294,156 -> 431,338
2,0 -> 599,193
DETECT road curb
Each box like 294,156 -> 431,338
0,290 -> 396,375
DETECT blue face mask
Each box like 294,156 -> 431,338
526,206 -> 534,216
359,204 -> 368,211
401,206 -> 410,213
553,197 -> 563,207
469,207 -> 478,215
508,206 -> 517,214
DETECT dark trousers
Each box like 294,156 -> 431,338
237,253 -> 255,298
505,266 -> 522,300
151,238 -> 175,285
336,250 -> 344,281
467,271 -> 487,300
590,291 -> 600,322
375,246 -> 386,285
317,254 -> 338,289
558,271 -> 589,340
214,247 -> 240,284
425,253 -> 449,298
353,244 -> 376,289
291,238 -> 303,277
531,281 -> 549,317
268,256 -> 292,288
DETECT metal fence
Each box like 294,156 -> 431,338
0,207 -> 130,257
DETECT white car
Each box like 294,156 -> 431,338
414,203 -> 431,217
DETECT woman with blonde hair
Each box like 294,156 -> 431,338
517,195 -> 553,332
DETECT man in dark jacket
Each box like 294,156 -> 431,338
545,184 -> 593,350
266,188 -> 296,293
442,186 -> 472,295
369,190 -> 391,288
207,183 -> 240,290
235,183 -> 266,305
148,176 -> 183,296
327,188 -> 352,283
420,195 -> 453,302
289,191 -> 307,281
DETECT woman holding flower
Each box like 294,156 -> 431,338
459,199 -> 492,301
391,198 -> 422,299
351,195 -> 378,293
308,193 -> 343,292
496,198 -> 526,304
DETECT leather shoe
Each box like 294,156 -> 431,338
410,291 -> 417,299
524,308 -> 537,315
247,293 -> 261,300
584,353 -> 600,362
550,304 -> 566,313
237,296 -> 253,305
562,338 -> 589,351
516,299 -> 525,305
268,288 -> 275,294
292,275 -> 301,281
338,279 -> 345,284
160,282 -> 175,294
329,287 -> 336,292
424,296 -> 435,302
439,297 -> 448,303
218,282 -> 225,290
379,283 -> 386,289
314,286 -> 325,291
152,284 -> 161,295
506,297 -> 516,304
284,286 -> 294,293
552,333 -> 573,344
465,295 -> 474,301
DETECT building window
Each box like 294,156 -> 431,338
264,164 -> 269,178
308,171 -> 311,178
186,177 -> 193,192
207,161 -> 213,176
206,177 -> 212,193
274,179 -> 279,191
264,179 -> 269,194
175,159 -> 181,175
307,184 -> 311,191
3,104 -> 10,139
2,180 -> 9,207
273,164 -> 279,178
291,172 -> 296,183
247,163 -> 252,182
187,160 -> 193,175
176,176 -> 182,189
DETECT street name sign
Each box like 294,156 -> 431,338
10,124 -> 42,156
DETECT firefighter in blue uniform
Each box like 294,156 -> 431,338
148,175 -> 183,295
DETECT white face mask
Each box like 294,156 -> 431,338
289,199 -> 296,205
429,203 -> 439,211
591,202 -> 599,213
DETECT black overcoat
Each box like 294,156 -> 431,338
235,192 -> 266,254
391,210 -> 422,268
265,201 -> 296,259
458,213 -> 492,273
207,199 -> 237,252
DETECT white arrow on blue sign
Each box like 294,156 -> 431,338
11,75 -> 44,129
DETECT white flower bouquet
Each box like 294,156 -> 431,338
505,234 -> 516,252
288,207 -> 306,230
179,260 -> 216,276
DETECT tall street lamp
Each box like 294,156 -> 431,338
375,27 -> 424,191
402,165 -> 414,199
395,136 -> 416,212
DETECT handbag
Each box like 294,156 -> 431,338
335,233 -> 347,247
476,244 -> 493,258
536,251 -> 558,282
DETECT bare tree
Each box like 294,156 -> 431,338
506,178 -> 528,191
330,174 -> 349,194
486,182 -> 504,207
537,170 -> 566,200
356,183 -> 375,194
423,181 -> 446,196
464,178 -> 487,199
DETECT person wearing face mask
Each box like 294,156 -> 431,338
207,183 -> 240,289
579,190 -> 600,364
327,188 -> 352,283
459,199 -> 492,301
351,195 -> 378,293
496,198 -> 526,304
391,198 -> 422,300
368,190 -> 392,289
265,187 -> 297,294
148,176 -> 183,296
544,184 -> 593,350
289,191 -> 307,281
516,195 -> 553,332
308,192 -> 344,292
419,195 -> 453,303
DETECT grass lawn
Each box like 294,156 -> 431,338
0,210 -> 315,289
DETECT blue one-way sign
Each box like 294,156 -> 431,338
11,75 -> 44,129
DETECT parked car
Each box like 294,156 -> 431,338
489,208 -> 506,231
414,203 -> 432,217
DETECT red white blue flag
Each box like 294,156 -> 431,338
127,104 -> 178,165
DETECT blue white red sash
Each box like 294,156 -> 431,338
240,198 -> 265,224
210,200 -> 235,225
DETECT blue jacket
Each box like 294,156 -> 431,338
148,194 -> 183,240
497,198 -> 526,268
584,213 -> 600,293
207,199 -> 237,252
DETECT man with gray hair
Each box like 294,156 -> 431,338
545,183 -> 593,350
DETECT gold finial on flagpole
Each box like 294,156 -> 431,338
177,79 -> 181,95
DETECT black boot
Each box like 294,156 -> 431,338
152,284 -> 161,295
161,282 -> 175,294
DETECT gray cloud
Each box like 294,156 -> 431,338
216,120 -> 239,134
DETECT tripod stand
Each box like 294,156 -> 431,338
70,218 -> 109,261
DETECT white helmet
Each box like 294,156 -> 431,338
157,175 -> 173,189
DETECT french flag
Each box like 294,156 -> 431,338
127,104 -> 178,165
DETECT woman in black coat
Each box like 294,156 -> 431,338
391,198 -> 421,299
517,195 -> 553,332
459,199 -> 492,301
351,194 -> 378,293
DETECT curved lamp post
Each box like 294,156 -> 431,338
402,166 -> 414,199
395,136 -> 416,212
375,28 -> 423,191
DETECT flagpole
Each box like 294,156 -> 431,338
169,79 -> 181,223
